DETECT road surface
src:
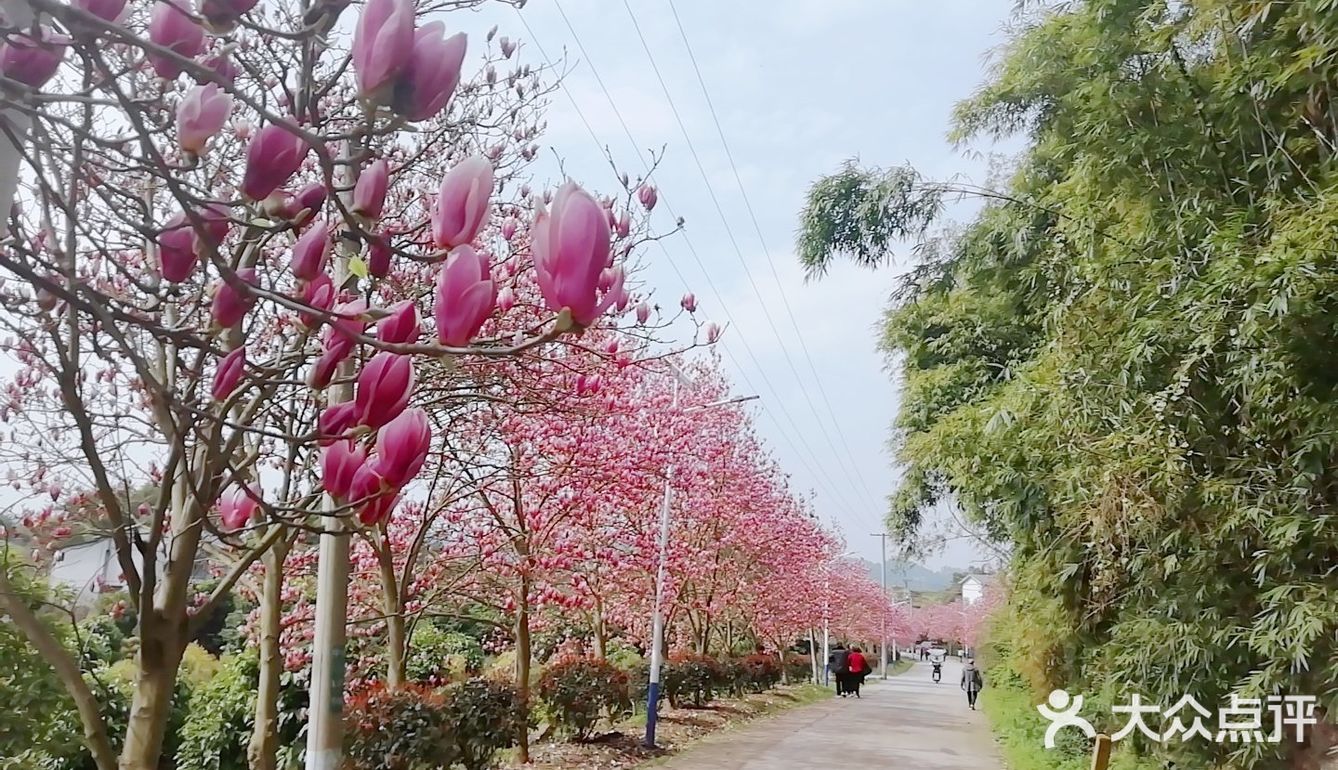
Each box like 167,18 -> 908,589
658,659 -> 1001,769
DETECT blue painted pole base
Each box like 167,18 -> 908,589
644,682 -> 661,747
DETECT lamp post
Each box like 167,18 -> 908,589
871,532 -> 889,678
819,551 -> 858,690
644,364 -> 757,749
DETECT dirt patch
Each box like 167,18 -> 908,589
501,684 -> 830,769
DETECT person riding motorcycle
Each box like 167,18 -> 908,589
931,655 -> 943,683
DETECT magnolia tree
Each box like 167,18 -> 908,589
0,0 -> 649,766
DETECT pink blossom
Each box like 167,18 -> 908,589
195,52 -> 239,86
147,1 -> 205,79
241,122 -> 310,201
352,160 -> 389,219
176,84 -> 232,155
298,273 -> 336,328
354,352 -> 413,429
157,214 -> 199,283
352,0 -> 414,99
496,286 -> 515,314
532,182 -> 622,326
637,184 -> 657,212
72,0 -> 126,23
358,491 -> 399,525
680,292 -> 696,313
211,268 -> 258,328
433,245 -> 496,347
431,156 -> 493,249
318,401 -> 358,444
321,439 -> 367,501
705,322 -> 721,344
377,300 -> 420,345
0,27 -> 67,88
393,23 -> 467,122
370,407 -> 430,487
501,217 -> 518,241
290,222 -> 331,281
367,236 -> 393,278
211,346 -> 246,401
635,302 -> 651,325
217,486 -> 259,532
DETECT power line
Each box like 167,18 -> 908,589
515,8 -> 875,529
619,0 -> 886,518
664,0 -> 886,511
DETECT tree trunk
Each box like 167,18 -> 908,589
515,585 -> 532,764
592,599 -> 607,659
248,538 -> 289,770
119,628 -> 184,770
377,544 -> 406,689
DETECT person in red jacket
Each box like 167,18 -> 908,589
846,647 -> 869,698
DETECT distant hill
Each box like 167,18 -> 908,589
860,559 -> 963,593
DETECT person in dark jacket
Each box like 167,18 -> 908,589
961,658 -> 984,709
828,643 -> 850,696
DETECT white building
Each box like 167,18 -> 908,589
48,538 -> 126,607
960,574 -> 984,606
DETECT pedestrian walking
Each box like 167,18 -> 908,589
828,643 -> 850,696
961,658 -> 984,710
846,646 -> 869,698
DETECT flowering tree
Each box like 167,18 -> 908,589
0,0 -> 640,766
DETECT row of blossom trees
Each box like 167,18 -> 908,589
0,1 -> 897,767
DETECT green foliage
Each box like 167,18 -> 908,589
535,656 -> 630,741
782,654 -> 812,684
739,654 -> 783,693
798,2 -> 1338,766
345,682 -> 456,770
662,654 -> 723,708
175,651 -> 257,770
438,679 -> 524,770
406,623 -> 484,683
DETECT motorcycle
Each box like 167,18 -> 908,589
931,660 -> 942,683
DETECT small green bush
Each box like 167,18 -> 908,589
176,651 -> 257,770
407,623 -> 484,683
439,678 -> 525,770
663,654 -> 722,708
536,656 -> 631,741
345,682 -> 455,770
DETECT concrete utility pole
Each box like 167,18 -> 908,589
871,532 -> 889,678
0,0 -> 36,239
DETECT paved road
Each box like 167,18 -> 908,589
658,659 -> 1001,769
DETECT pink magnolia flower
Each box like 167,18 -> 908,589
72,0 -> 127,22
680,292 -> 696,313
309,299 -> 369,387
320,439 -> 367,501
318,401 -> 358,444
147,1 -> 205,79
199,0 -> 259,30
637,184 -> 658,212
392,23 -> 467,122
352,0 -> 414,99
377,300 -> 420,344
157,213 -> 199,283
241,122 -> 309,201
370,407 -> 429,488
433,245 -> 496,347
501,217 -> 518,241
352,160 -> 389,219
290,221 -> 331,281
431,156 -> 493,249
366,235 -> 393,278
176,83 -> 232,156
0,27 -> 67,88
532,182 -> 622,326
358,490 -> 399,525
354,352 -> 413,429
195,52 -> 239,85
211,267 -> 258,328
298,272 -> 336,328
217,486 -> 259,531
496,286 -> 515,313
211,346 -> 246,401
635,302 -> 651,324
349,462 -> 388,504
705,322 -> 721,344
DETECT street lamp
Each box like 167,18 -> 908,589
820,550 -> 859,688
644,364 -> 757,749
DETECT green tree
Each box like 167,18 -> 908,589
798,2 -> 1338,766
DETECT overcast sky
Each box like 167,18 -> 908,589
462,0 -> 1018,569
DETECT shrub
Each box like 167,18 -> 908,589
344,682 -> 455,770
621,657 -> 661,713
740,654 -> 782,692
176,651 -> 258,770
536,657 -> 631,741
717,657 -> 749,697
783,654 -> 812,683
439,679 -> 525,770
663,654 -> 722,708
407,623 -> 485,683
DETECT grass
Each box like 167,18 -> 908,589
981,664 -> 1160,770
886,659 -> 914,676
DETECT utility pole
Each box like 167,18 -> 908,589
0,0 -> 35,239
871,533 -> 889,678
